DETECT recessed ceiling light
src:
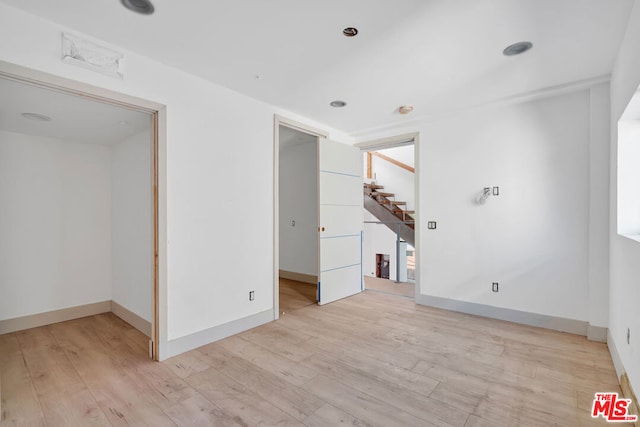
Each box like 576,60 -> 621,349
118,120 -> 129,126
21,113 -> 52,122
343,27 -> 358,37
330,100 -> 347,108
398,105 -> 414,115
503,41 -> 533,56
121,0 -> 154,15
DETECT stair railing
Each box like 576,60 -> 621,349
367,151 -> 414,178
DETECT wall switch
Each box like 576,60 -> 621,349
427,221 -> 437,230
627,328 -> 631,344
492,186 -> 499,196
249,291 -> 255,301
291,220 -> 295,227
492,282 -> 499,292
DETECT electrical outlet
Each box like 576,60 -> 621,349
249,291 -> 255,301
627,328 -> 631,344
492,282 -> 499,292
428,221 -> 437,230
291,220 -> 295,227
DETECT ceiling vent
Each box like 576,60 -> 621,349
62,33 -> 125,79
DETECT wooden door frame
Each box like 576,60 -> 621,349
355,133 -> 420,299
273,115 -> 328,320
0,60 -> 167,360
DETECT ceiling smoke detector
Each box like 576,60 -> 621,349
121,0 -> 155,15
398,105 -> 414,115
343,27 -> 359,37
21,113 -> 52,122
330,100 -> 347,108
503,41 -> 533,56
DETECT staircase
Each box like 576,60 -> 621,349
364,182 -> 415,247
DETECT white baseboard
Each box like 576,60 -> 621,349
110,301 -> 152,338
416,294 -> 588,336
587,324 -> 608,343
165,309 -> 273,360
608,331 -> 639,426
0,300 -> 152,338
607,330 -> 625,381
0,301 -> 111,335
279,270 -> 318,285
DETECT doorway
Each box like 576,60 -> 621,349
357,133 -> 420,300
274,115 -> 364,317
277,123 -> 319,314
375,254 -> 390,279
0,62 -> 165,359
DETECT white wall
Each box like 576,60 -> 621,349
356,85 -> 610,332
418,91 -> 596,321
111,130 -> 153,322
279,141 -> 318,277
588,83 -> 612,332
0,4 -> 352,358
381,145 -> 414,168
609,0 -> 640,399
0,130 -> 112,320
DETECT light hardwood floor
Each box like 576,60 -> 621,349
364,275 -> 415,298
279,278 -> 317,314
1,290 -> 621,426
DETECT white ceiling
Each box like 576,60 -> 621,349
1,0 -> 633,134
0,77 -> 150,145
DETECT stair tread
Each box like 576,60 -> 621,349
374,192 -> 395,197
364,183 -> 384,189
393,209 -> 415,214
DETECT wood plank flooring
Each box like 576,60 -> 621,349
279,278 -> 316,314
1,289 -> 621,426
364,275 -> 415,298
